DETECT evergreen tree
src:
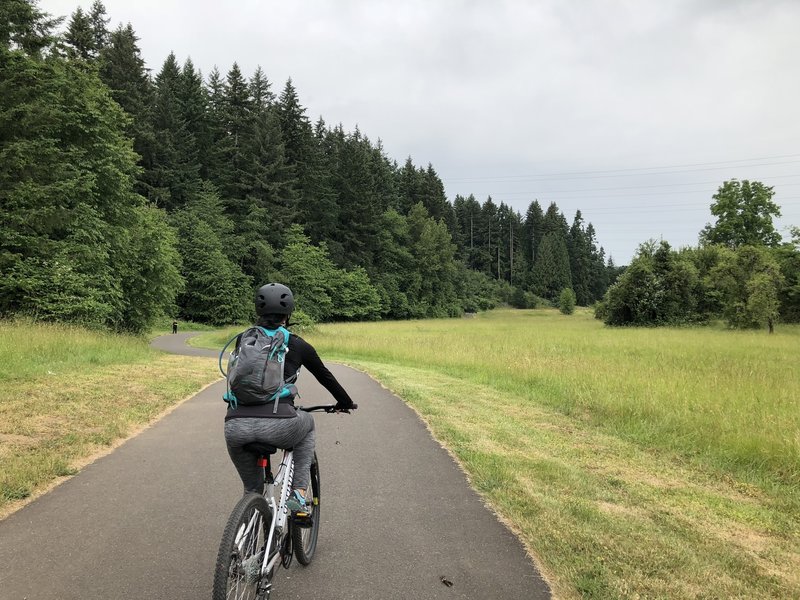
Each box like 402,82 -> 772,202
1,28 -> 180,331
583,223 -> 608,302
116,205 -> 183,332
64,2 -> 107,61
370,140 -> 400,221
211,62 -> 253,212
569,211 -> 591,305
532,231 -> 572,300
396,157 -> 421,215
371,209 -> 417,318
87,1 -> 109,52
171,190 -> 251,324
296,119 -> 339,253
328,127 -> 382,270
64,7 -> 94,60
453,193 -> 482,269
178,58 -> 211,168
523,200 -> 544,278
250,65 -> 275,110
420,163 -> 456,236
244,105 -> 296,246
479,196 -> 499,277
407,203 -> 460,317
1,0 -> 59,56
98,24 -> 155,196
146,52 -> 201,209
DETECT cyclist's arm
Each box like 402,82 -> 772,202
295,338 -> 355,409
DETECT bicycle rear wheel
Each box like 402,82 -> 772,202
213,493 -> 272,600
292,452 -> 320,565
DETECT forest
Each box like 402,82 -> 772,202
1,1 -> 617,333
4,1 -> 797,335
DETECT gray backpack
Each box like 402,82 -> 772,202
220,326 -> 293,412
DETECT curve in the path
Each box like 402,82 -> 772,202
0,333 -> 551,600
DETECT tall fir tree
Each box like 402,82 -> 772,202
250,65 -> 275,110
145,52 -> 201,209
98,23 -> 155,197
64,7 -> 93,60
569,211 -> 591,305
1,18 -> 182,331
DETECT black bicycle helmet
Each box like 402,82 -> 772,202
255,283 -> 295,316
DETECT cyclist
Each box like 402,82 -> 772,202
223,283 -> 356,514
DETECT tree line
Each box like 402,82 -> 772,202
1,1 -> 617,333
596,180 -> 800,332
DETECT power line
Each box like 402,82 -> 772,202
462,173 -> 800,197
443,153 -> 800,183
539,197 -> 800,214
488,185 -> 800,203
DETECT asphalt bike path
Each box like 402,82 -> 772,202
0,332 -> 550,599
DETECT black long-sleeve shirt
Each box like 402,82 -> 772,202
224,333 -> 354,421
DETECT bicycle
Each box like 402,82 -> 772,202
212,404 -> 355,600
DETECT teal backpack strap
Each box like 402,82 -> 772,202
272,327 -> 290,414
223,390 -> 238,409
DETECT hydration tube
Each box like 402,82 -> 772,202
218,332 -> 241,377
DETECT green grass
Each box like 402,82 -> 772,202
0,320 -> 219,517
307,309 -> 800,489
295,309 -> 799,599
1,319 -> 154,381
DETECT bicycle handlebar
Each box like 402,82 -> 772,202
298,404 -> 358,413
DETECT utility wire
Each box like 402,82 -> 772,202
503,197 -> 800,213
487,183 -> 800,202
460,173 -> 800,197
443,153 -> 800,183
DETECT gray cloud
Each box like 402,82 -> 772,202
41,0 -> 800,261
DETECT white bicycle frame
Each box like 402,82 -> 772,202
260,448 -> 295,576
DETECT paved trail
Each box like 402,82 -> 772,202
0,333 -> 550,599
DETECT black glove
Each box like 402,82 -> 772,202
335,401 -> 357,412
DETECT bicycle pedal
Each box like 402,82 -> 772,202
291,513 -> 313,528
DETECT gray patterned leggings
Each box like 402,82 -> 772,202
224,412 -> 316,494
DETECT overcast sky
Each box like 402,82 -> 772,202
41,0 -> 800,262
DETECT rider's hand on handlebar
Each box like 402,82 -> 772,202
333,402 -> 357,414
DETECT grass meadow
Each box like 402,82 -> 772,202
191,310 -> 799,597
9,312 -> 798,598
0,320 -> 219,518
295,309 -> 800,598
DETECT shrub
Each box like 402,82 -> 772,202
559,288 -> 576,314
288,309 -> 316,333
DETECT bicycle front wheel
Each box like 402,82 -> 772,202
292,452 -> 320,565
213,493 -> 272,600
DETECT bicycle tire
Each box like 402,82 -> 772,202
213,493 -> 272,600
292,452 -> 320,565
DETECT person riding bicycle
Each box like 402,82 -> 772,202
224,283 -> 356,514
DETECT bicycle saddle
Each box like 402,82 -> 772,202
242,442 -> 280,456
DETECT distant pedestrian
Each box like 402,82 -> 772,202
172,320 -> 178,334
